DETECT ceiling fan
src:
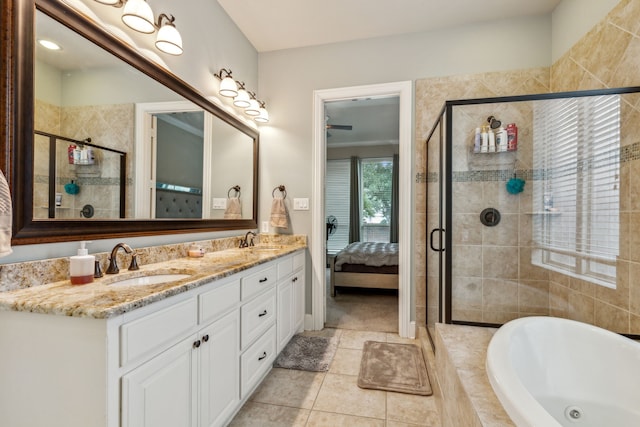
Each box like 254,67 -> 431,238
325,115 -> 352,132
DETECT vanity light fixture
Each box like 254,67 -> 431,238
254,101 -> 270,123
214,68 -> 239,97
213,69 -> 269,124
154,14 -> 183,56
92,0 -> 183,55
245,92 -> 261,117
233,82 -> 251,108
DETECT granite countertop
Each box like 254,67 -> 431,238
0,244 -> 305,319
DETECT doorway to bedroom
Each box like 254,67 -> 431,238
324,96 -> 400,333
312,81 -> 413,337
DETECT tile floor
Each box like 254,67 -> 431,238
230,328 -> 440,426
229,276 -> 441,426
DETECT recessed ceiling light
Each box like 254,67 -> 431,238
38,39 -> 62,51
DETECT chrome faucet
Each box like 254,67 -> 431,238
239,231 -> 256,248
106,243 -> 140,274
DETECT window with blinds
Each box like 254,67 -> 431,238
326,159 -> 350,253
532,95 -> 620,288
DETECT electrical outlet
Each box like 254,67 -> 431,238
261,221 -> 269,233
293,198 -> 309,210
212,198 -> 227,209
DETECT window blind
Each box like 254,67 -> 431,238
326,159 -> 350,253
532,95 -> 620,288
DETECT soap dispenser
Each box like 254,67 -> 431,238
70,241 -> 95,285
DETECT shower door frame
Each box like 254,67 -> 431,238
436,86 -> 640,330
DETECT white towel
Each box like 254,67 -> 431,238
224,197 -> 242,219
270,197 -> 289,229
0,169 -> 12,257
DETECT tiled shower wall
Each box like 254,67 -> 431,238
415,0 -> 640,335
34,100 -> 135,219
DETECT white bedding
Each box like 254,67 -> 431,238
334,242 -> 399,271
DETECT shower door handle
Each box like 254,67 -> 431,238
430,228 -> 444,252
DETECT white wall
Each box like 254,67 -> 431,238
257,14 -> 552,247
551,0 -> 620,61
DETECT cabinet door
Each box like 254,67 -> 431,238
293,268 -> 305,333
277,279 -> 293,352
199,310 -> 240,427
122,335 -> 198,427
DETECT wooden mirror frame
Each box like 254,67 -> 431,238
1,0 -> 259,245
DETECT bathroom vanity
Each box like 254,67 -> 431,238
0,245 -> 305,427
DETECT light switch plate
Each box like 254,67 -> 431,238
212,198 -> 227,209
293,198 -> 309,210
261,221 -> 269,233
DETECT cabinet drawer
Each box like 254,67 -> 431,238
240,324 -> 276,399
120,298 -> 197,367
293,251 -> 304,271
241,288 -> 276,349
277,256 -> 293,280
241,264 -> 276,300
199,278 -> 240,325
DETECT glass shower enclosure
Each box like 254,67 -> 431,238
426,86 -> 640,338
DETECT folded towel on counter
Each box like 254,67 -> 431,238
270,197 -> 289,229
224,197 -> 242,219
0,169 -> 12,257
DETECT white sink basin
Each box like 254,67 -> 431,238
108,273 -> 191,287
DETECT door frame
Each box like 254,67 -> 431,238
134,101 -> 212,218
311,81 -> 414,337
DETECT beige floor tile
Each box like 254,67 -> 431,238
328,347 -> 363,376
386,333 -> 420,345
338,329 -> 388,349
313,373 -> 386,419
306,410 -> 385,426
228,401 -> 310,426
301,328 -> 343,340
386,392 -> 441,426
249,368 -> 325,409
386,421 -> 431,427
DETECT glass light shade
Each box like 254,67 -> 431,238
245,99 -> 260,116
155,24 -> 183,55
255,107 -> 269,123
122,0 -> 155,34
94,0 -> 120,4
38,39 -> 62,50
233,89 -> 251,108
219,77 -> 238,97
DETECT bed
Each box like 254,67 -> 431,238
329,241 -> 399,297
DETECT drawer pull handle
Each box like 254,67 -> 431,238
193,340 -> 201,349
292,277 -> 297,282
258,352 -> 267,361
259,277 -> 268,283
202,334 -> 209,343
258,310 -> 268,317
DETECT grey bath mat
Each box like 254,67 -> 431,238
273,334 -> 338,372
358,341 -> 432,395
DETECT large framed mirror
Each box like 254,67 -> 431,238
1,0 -> 259,244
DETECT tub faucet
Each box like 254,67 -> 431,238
239,231 -> 256,248
106,243 -> 140,274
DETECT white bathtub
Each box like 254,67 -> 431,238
486,316 -> 640,427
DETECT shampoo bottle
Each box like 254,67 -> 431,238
70,241 -> 95,285
473,127 -> 481,153
488,127 -> 496,152
480,126 -> 489,153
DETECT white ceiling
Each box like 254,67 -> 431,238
217,0 -> 562,53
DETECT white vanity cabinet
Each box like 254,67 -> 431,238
277,251 -> 306,352
0,249 -> 305,427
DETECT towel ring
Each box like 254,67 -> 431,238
227,185 -> 241,198
272,185 -> 287,199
